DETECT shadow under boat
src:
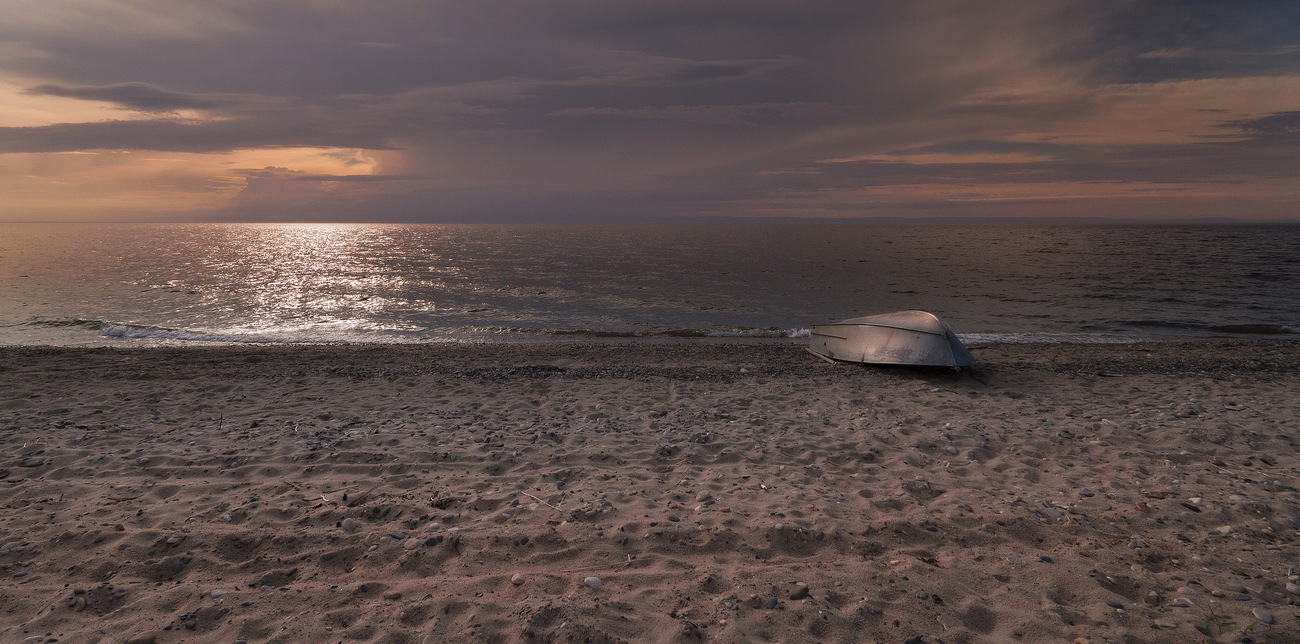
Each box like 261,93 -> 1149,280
807,310 -> 975,368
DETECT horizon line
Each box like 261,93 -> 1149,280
7,215 -> 1300,225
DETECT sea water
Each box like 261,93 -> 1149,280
2,222 -> 1297,346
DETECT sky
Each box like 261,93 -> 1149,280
1,0 -> 1298,222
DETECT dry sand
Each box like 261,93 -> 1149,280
1,340 -> 1298,644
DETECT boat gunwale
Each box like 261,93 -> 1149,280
811,321 -> 948,337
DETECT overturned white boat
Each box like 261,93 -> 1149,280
809,310 -> 974,367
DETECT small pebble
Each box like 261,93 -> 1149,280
584,577 -> 602,589
1105,600 -> 1124,609
511,574 -> 526,586
341,518 -> 358,533
1252,608 -> 1275,624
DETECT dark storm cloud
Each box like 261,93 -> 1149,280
25,82 -> 222,112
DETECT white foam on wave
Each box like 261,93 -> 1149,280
97,318 -> 434,345
705,328 -> 810,339
100,324 -> 306,344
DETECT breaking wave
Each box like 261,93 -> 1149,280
99,323 -> 313,343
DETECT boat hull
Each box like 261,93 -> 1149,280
809,321 -> 974,367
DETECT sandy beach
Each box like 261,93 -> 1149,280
1,340 -> 1298,644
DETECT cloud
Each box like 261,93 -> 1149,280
233,166 -> 427,183
1080,1 -> 1300,83
773,109 -> 1300,203
25,82 -> 222,111
549,102 -> 832,126
1227,110 -> 1300,139
0,118 -> 396,153
2,0 -> 1299,221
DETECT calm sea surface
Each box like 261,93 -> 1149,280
1,222 -> 1297,346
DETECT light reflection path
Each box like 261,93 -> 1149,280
188,224 -> 439,336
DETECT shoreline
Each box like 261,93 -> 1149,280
4,318 -> 1296,349
3,337 -> 1298,374
2,341 -> 1298,643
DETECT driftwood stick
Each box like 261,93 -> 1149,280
804,347 -> 841,365
346,484 -> 381,507
522,491 -> 563,512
